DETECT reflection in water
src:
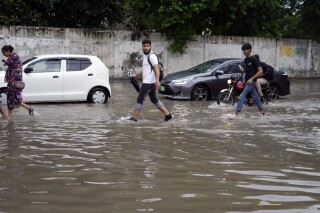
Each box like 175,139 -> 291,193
0,80 -> 319,212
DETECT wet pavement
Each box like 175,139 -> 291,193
0,79 -> 320,213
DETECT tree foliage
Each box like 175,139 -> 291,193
0,0 -> 125,28
0,0 -> 319,54
299,0 -> 320,40
125,0 -> 319,53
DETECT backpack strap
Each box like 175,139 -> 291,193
147,53 -> 158,73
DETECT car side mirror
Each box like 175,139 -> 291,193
215,70 -> 224,76
24,67 -> 33,73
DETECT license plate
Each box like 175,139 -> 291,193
160,86 -> 165,92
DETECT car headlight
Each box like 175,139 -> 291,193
171,78 -> 193,85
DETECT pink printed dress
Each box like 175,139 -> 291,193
4,53 -> 23,110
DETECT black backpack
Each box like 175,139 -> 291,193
147,53 -> 164,81
260,62 -> 274,81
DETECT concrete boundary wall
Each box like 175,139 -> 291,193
0,26 -> 319,77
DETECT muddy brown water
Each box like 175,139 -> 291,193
0,79 -> 319,213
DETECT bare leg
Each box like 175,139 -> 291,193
20,102 -> 34,116
20,102 -> 31,111
8,110 -> 13,118
256,78 -> 268,97
0,105 -> 8,119
159,106 -> 170,115
133,109 -> 140,120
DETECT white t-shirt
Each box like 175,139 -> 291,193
142,52 -> 158,84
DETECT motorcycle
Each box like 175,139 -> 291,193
217,74 -> 269,106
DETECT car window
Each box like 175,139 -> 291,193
219,63 -> 241,74
66,59 -> 92,71
28,59 -> 61,73
22,57 -> 37,66
189,60 -> 223,73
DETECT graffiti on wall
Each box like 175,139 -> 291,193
280,46 -> 307,58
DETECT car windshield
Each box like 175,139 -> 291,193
188,60 -> 224,73
22,57 -> 38,66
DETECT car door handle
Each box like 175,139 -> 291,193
53,76 -> 59,78
88,74 -> 93,76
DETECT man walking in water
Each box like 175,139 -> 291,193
235,43 -> 265,116
128,39 -> 173,122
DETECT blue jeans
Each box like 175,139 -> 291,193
236,82 -> 263,112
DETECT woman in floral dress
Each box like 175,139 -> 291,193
2,45 -> 34,117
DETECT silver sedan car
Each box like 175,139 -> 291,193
159,58 -> 290,101
159,58 -> 244,100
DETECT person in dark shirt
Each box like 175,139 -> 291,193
235,43 -> 265,116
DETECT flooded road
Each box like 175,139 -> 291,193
0,79 -> 320,213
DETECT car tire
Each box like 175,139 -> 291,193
88,88 -> 108,104
0,87 -> 7,95
191,85 -> 209,101
268,84 -> 280,100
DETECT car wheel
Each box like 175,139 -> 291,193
192,85 -> 209,101
88,88 -> 108,104
268,84 -> 280,100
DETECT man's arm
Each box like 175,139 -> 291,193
247,66 -> 263,83
153,64 -> 161,89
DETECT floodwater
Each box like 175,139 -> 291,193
0,79 -> 319,213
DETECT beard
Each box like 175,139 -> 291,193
143,49 -> 151,55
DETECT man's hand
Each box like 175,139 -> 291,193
247,78 -> 253,84
155,81 -> 160,90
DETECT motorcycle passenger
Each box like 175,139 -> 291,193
235,43 -> 265,116
254,54 -> 268,98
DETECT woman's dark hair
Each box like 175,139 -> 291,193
142,39 -> 151,45
241,43 -> 252,51
1,45 -> 14,52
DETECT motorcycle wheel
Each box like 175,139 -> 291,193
267,85 -> 279,101
217,91 -> 235,106
261,92 -> 269,105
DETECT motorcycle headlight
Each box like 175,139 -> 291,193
171,78 -> 193,85
227,79 -> 232,84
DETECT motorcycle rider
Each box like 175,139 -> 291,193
235,43 -> 265,116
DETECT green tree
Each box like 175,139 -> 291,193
299,0 -> 320,40
125,0 -> 220,54
1,0 -> 318,53
0,0 -> 125,29
125,0 -> 306,54
0,0 -> 43,26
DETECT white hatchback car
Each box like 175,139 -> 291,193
0,54 -> 111,104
